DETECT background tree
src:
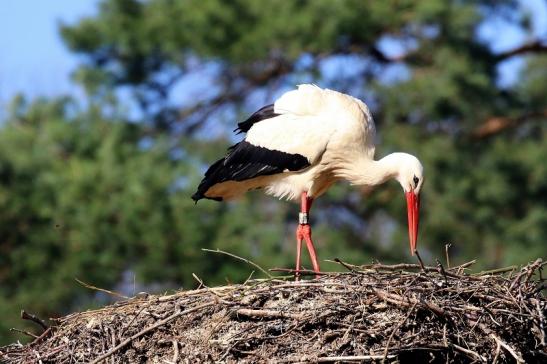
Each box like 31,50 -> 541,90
1,0 -> 546,344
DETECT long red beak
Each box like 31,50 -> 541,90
405,191 -> 420,255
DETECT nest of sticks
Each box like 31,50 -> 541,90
1,257 -> 545,363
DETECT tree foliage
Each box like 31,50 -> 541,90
1,0 -> 546,344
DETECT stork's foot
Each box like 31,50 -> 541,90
295,224 -> 321,279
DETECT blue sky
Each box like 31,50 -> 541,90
0,0 -> 96,104
0,0 -> 545,110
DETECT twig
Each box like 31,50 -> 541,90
436,259 -> 448,284
75,278 -> 128,299
316,355 -> 396,362
509,260 -> 541,290
475,266 -> 517,276
374,289 -> 445,317
451,343 -> 487,362
236,308 -> 304,320
333,258 -> 362,274
537,300 -> 546,346
449,259 -> 476,272
527,282 -> 547,297
243,270 -> 255,285
171,340 -> 179,364
382,302 -> 417,362
490,334 -> 525,363
269,267 -> 331,276
413,250 -> 427,274
355,262 -> 423,271
29,327 -> 53,346
525,259 -> 543,283
278,354 -> 396,363
20,310 -> 49,331
355,260 -> 475,275
444,243 -> 451,268
492,340 -> 501,364
192,273 -> 205,289
118,305 -> 147,339
479,324 -> 525,363
89,301 -> 216,364
33,349 -> 43,364
9,328 -> 38,339
202,248 -> 272,278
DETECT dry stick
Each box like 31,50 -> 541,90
202,248 -> 273,278
333,258 -> 363,274
75,278 -> 128,299
525,258 -> 543,283
171,340 -> 179,364
21,310 -> 48,331
349,259 -> 474,274
492,341 -> 502,364
33,349 -> 43,364
242,270 -> 255,285
527,282 -> 547,298
444,243 -> 451,268
413,250 -> 427,274
351,261 -> 424,271
192,273 -> 205,289
478,324 -> 525,363
509,260 -> 541,290
490,334 -> 525,364
450,259 -> 476,272
89,301 -> 216,364
382,302 -> 417,362
537,300 -> 546,346
451,343 -> 487,362
322,354 -> 397,362
316,355 -> 396,362
30,327 -> 53,346
269,268 -> 331,276
474,266 -> 517,276
374,289 -> 445,317
236,308 -> 303,320
436,259 -> 448,284
118,305 -> 147,340
278,354 -> 396,363
9,328 -> 38,339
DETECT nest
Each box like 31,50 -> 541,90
1,258 -> 545,363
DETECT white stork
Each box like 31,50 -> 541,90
193,84 -> 424,276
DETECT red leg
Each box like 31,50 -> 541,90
295,192 -> 320,279
295,229 -> 303,280
302,225 -> 320,274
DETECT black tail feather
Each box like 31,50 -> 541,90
192,141 -> 310,202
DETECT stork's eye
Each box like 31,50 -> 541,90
413,176 -> 419,187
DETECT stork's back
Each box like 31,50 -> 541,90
274,84 -> 373,125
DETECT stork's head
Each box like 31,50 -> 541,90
393,153 -> 424,255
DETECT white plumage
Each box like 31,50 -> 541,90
193,84 -> 424,275
196,85 -> 381,201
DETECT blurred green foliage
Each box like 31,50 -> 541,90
1,0 -> 546,344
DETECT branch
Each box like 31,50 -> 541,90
202,248 -> 273,278
236,309 -> 303,320
89,301 -> 215,364
75,277 -> 128,299
495,39 -> 547,61
472,110 -> 547,139
20,310 -> 48,331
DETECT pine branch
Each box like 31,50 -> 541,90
472,110 -> 547,139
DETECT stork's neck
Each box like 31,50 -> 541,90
337,153 -> 403,187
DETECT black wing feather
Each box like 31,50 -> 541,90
234,104 -> 279,134
192,141 -> 310,202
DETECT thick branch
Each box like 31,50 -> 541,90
472,110 -> 547,139
495,39 -> 547,61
